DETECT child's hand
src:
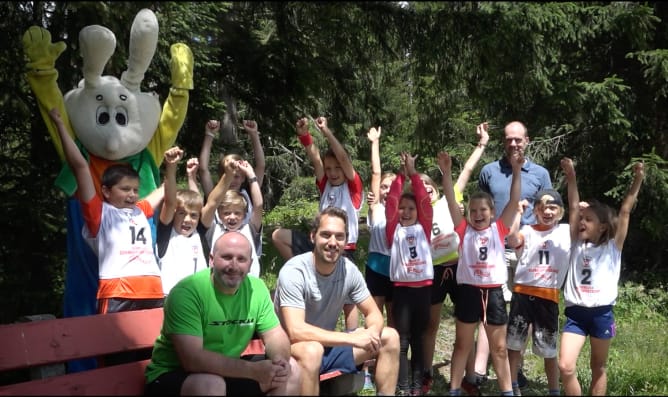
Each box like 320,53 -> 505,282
315,116 -> 328,131
367,126 -> 381,142
437,151 -> 452,173
367,191 -> 376,206
401,152 -> 418,176
633,162 -> 645,180
164,146 -> 184,164
476,122 -> 490,146
206,120 -> 220,136
48,108 -> 64,125
186,157 -> 199,178
236,160 -> 255,178
295,117 -> 310,136
560,157 -> 575,177
509,152 -> 524,169
242,120 -> 259,136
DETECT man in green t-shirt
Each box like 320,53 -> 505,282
145,231 -> 300,396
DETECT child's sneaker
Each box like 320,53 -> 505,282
421,373 -> 433,395
460,377 -> 481,396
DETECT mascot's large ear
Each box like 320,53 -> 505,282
121,8 -> 159,92
79,25 -> 116,89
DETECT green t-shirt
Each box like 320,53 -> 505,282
145,269 -> 278,384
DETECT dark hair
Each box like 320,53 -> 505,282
312,206 -> 348,237
101,163 -> 139,188
400,192 -> 416,203
468,191 -> 495,211
585,199 -> 617,246
323,147 -> 351,163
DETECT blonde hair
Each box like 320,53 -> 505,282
176,189 -> 203,212
219,190 -> 248,213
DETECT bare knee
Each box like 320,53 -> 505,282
559,360 -> 576,378
292,341 -> 324,374
381,326 -> 400,352
182,373 -> 226,395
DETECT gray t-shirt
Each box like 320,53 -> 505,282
274,252 -> 370,331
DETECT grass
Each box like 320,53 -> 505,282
259,209 -> 668,396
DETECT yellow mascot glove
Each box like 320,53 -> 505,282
22,26 -> 67,71
170,43 -> 193,90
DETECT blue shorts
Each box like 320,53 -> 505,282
563,305 -> 616,339
320,346 -> 359,375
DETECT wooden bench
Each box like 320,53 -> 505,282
0,308 -> 363,396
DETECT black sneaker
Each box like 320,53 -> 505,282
517,368 -> 528,388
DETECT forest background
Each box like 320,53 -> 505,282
1,2 -> 667,329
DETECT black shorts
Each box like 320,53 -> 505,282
507,292 -> 559,358
454,284 -> 508,325
364,266 -> 393,302
144,356 -> 265,396
430,264 -> 458,305
290,229 -> 314,256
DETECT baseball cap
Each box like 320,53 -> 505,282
534,189 -> 563,207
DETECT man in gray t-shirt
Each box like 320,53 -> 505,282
274,206 -> 399,396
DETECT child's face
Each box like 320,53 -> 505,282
534,203 -> 562,227
104,176 -> 139,209
398,197 -> 418,226
173,204 -> 202,237
323,156 -> 345,186
218,205 -> 246,231
379,176 -> 396,203
578,207 -> 606,242
467,198 -> 494,230
424,182 -> 439,203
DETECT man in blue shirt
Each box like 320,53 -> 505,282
479,121 -> 552,228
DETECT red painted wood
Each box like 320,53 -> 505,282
0,360 -> 150,396
0,308 -> 163,371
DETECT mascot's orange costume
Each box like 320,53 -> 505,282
22,9 -> 193,372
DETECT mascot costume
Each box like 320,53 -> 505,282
22,9 -> 193,372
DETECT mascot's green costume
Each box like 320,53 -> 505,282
22,9 -> 193,372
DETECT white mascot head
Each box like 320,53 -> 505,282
64,9 -> 161,160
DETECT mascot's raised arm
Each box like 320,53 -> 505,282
22,8 -> 193,372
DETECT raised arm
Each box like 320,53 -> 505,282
615,162 -> 644,249
385,170 -> 405,247
185,157 -> 201,194
236,160 -> 263,232
560,157 -> 580,243
48,108 -> 95,203
243,120 -> 266,187
159,146 -> 184,225
405,152 -> 433,241
296,117 -> 324,182
437,151 -> 464,227
200,160 -> 235,228
316,116 -> 356,181
367,126 -> 383,220
144,183 -> 165,212
499,153 -> 523,228
198,119 -> 220,198
455,122 -> 489,192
